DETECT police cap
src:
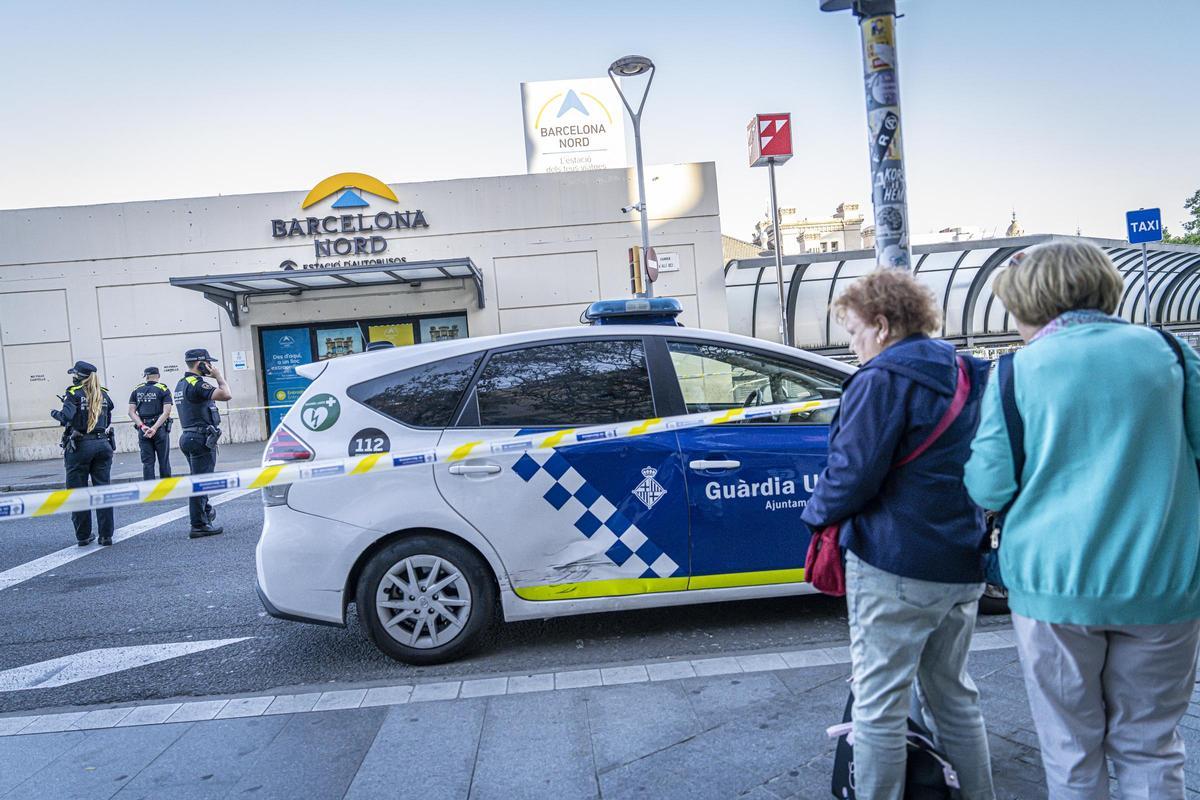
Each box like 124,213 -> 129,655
184,348 -> 218,362
365,341 -> 395,351
143,366 -> 160,376
68,360 -> 97,377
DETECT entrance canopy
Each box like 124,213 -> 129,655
725,235 -> 1200,354
170,258 -> 485,326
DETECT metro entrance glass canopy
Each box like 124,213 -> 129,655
725,236 -> 1200,354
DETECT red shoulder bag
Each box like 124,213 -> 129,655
804,357 -> 971,597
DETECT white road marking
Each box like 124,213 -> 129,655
0,488 -> 254,592
0,637 -> 251,692
0,632 -> 1020,735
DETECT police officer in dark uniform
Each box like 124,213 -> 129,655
128,367 -> 173,480
175,348 -> 231,538
51,361 -> 116,546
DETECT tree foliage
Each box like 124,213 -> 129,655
1164,189 -> 1200,245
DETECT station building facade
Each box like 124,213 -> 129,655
0,163 -> 724,461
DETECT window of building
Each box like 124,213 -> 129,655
348,352 -> 483,429
667,341 -> 842,424
473,340 -> 654,427
830,241 -> 839,252
259,311 -> 468,430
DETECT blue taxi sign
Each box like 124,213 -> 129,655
1126,208 -> 1163,244
584,298 -> 683,326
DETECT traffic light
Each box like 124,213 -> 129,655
628,246 -> 644,296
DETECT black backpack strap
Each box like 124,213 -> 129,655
997,353 -> 1024,517
1157,329 -> 1187,405
1155,329 -> 1198,475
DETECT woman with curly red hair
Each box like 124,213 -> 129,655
803,269 -> 996,800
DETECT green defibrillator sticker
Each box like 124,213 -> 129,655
300,393 -> 341,431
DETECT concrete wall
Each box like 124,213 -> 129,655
0,162 -> 725,461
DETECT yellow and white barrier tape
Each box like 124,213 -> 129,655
0,398 -> 839,521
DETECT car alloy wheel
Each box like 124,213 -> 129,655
358,534 -> 496,664
375,554 -> 473,649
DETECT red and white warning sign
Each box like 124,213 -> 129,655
644,247 -> 659,282
747,113 -> 793,167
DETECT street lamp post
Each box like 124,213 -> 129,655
820,0 -> 912,271
609,55 -> 656,298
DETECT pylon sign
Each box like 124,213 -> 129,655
747,113 -> 793,167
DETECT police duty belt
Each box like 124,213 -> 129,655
0,399 -> 839,521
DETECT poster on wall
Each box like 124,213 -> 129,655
261,327 -> 313,431
367,323 -> 415,347
419,316 -> 466,343
314,326 -> 363,361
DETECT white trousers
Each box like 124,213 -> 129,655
1012,613 -> 1200,800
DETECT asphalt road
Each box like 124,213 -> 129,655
0,492 -> 1009,715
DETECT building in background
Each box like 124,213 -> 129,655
0,163 -> 724,462
865,224 -> 989,249
753,202 -> 865,256
721,234 -> 762,262
1006,211 -> 1024,237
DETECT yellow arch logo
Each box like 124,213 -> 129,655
301,172 -> 399,209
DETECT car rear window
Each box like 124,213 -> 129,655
347,352 -> 482,428
473,340 -> 654,427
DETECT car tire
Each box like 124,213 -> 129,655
978,584 -> 1010,616
356,534 -> 496,665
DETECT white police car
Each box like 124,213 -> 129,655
256,299 -> 851,664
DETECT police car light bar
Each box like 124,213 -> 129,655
584,298 -> 683,326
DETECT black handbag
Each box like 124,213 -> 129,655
828,691 -> 963,799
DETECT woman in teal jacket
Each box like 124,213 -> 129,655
965,239 -> 1200,799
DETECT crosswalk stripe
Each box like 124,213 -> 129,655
0,488 -> 253,592
0,638 -> 251,692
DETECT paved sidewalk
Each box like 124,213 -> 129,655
0,441 -> 266,492
2,634 -> 1154,800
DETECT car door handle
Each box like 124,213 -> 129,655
448,464 -> 502,475
689,459 -> 741,470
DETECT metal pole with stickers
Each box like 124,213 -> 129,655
821,0 -> 912,271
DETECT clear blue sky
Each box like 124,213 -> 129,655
1,0 -> 1195,241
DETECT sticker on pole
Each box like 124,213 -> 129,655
1126,208 -> 1163,244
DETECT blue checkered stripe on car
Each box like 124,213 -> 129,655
512,452 -> 681,580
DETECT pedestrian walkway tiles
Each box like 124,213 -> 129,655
0,630 -> 1017,737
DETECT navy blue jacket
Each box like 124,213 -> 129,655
801,335 -> 990,583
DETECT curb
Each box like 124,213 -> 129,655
0,633 -> 1020,737
1,474 -> 142,493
